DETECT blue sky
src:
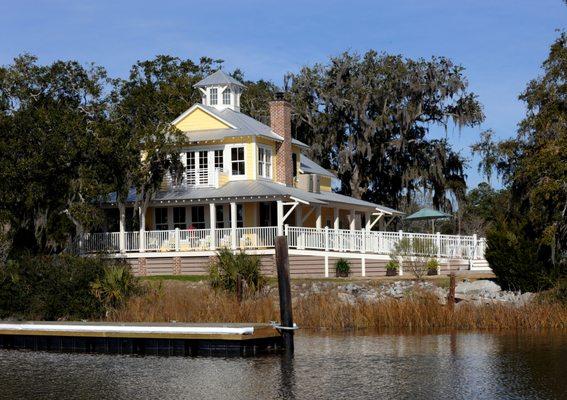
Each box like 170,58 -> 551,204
1,0 -> 565,188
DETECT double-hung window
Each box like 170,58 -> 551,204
155,208 -> 168,230
231,147 -> 245,176
222,88 -> 231,105
257,147 -> 272,178
209,88 -> 218,105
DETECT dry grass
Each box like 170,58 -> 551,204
109,281 -> 567,331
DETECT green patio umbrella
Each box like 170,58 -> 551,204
404,208 -> 452,233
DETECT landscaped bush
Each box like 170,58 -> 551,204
209,248 -> 265,295
0,254 -> 138,320
335,258 -> 351,277
426,259 -> 440,275
385,260 -> 399,276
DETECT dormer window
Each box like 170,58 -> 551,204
210,88 -> 218,105
223,88 -> 231,105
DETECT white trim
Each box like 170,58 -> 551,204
227,144 -> 247,179
0,323 -> 254,336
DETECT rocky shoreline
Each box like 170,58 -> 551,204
290,279 -> 534,307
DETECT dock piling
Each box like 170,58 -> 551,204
275,235 -> 294,354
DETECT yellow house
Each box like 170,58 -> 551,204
86,70 -> 489,277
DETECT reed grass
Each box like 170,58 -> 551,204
109,281 -> 567,331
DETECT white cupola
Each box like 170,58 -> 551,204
194,70 -> 245,112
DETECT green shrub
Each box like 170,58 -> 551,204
0,254 -> 137,320
426,259 -> 440,272
485,227 -> 559,292
335,258 -> 351,277
91,264 -> 141,313
209,248 -> 265,295
385,260 -> 399,271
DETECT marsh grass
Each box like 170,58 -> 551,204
109,281 -> 567,331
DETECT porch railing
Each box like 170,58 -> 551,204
75,226 -> 486,260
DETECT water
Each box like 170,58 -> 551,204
0,331 -> 565,399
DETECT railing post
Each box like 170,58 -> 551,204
436,232 -> 441,258
284,224 -> 289,237
175,228 -> 180,251
473,234 -> 478,259
210,226 -> 216,251
362,228 -> 366,254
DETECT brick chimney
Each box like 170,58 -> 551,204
269,93 -> 293,186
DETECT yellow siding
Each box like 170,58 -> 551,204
245,142 -> 256,180
320,176 -> 332,192
145,208 -> 154,229
243,203 -> 257,226
174,108 -> 230,131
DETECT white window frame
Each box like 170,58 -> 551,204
228,145 -> 246,179
257,145 -> 273,179
222,87 -> 231,105
181,145 -> 224,186
209,88 -> 218,105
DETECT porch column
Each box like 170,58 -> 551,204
334,208 -> 340,231
230,202 -> 237,250
315,205 -> 322,229
277,200 -> 284,236
209,203 -> 216,250
350,209 -> 356,232
139,206 -> 146,252
119,205 -> 126,253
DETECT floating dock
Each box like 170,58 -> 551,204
0,321 -> 283,356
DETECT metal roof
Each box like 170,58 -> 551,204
194,70 -> 246,88
105,180 -> 401,214
300,156 -> 337,179
405,208 -> 452,220
179,104 -> 309,148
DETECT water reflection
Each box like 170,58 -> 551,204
0,331 -> 565,399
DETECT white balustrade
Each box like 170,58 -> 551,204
77,226 -> 487,260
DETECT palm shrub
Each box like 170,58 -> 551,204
91,264 -> 141,313
209,248 -> 265,295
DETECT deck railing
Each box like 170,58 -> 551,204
75,226 -> 486,260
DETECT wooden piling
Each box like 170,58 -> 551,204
448,273 -> 456,309
275,235 -> 294,353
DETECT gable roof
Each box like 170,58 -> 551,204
194,70 -> 246,88
173,103 -> 309,148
